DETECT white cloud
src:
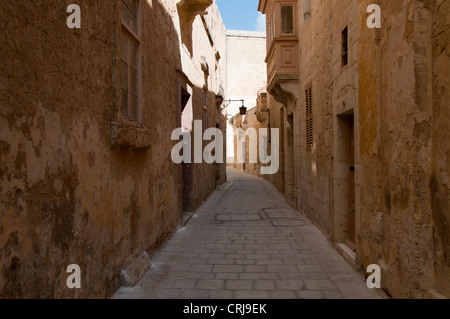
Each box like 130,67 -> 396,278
255,12 -> 266,32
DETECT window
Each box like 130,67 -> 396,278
342,26 -> 348,67
267,10 -> 275,49
305,85 -> 313,150
272,10 -> 275,40
281,6 -> 294,34
120,0 -> 140,123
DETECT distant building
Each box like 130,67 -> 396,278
225,30 -> 267,164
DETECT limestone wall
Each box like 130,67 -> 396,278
430,0 -> 450,298
360,0 -> 449,299
186,0 -> 228,210
297,0 -> 450,299
296,0 -> 334,235
296,0 -> 450,299
226,30 -> 267,164
0,0 -> 226,298
255,0 -> 450,298
226,30 -> 267,111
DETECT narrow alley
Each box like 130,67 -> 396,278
113,169 -> 379,299
1,0 -> 449,301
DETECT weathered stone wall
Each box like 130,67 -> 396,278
362,0 -> 450,299
298,0 -> 450,299
355,0 -> 378,271
186,0 -> 228,211
265,95 -> 286,193
430,0 -> 450,299
0,0 -> 226,298
226,30 -> 267,112
297,0 -> 334,234
255,0 -> 450,298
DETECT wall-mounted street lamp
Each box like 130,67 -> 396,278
221,99 -> 247,115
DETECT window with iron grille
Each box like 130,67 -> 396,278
120,0 -> 141,124
305,85 -> 313,150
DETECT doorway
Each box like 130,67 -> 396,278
181,87 -> 193,215
347,114 -> 356,250
177,75 -> 194,220
285,113 -> 295,207
335,112 -> 356,252
214,123 -> 221,188
280,107 -> 286,193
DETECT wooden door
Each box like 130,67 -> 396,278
348,115 -> 356,249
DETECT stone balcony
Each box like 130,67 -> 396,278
177,0 -> 213,23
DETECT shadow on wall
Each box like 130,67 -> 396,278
0,0 -> 183,299
177,1 -> 194,56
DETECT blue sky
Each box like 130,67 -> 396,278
216,0 -> 265,32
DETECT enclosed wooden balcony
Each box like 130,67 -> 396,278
259,0 -> 299,103
266,37 -> 299,93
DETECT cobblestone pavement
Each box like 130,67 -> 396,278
113,169 -> 380,299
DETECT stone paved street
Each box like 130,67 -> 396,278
113,169 -> 380,299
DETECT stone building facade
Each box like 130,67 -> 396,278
0,0 -> 227,298
231,90 -> 286,193
225,30 -> 267,164
256,0 -> 450,298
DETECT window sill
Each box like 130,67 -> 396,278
111,122 -> 151,149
